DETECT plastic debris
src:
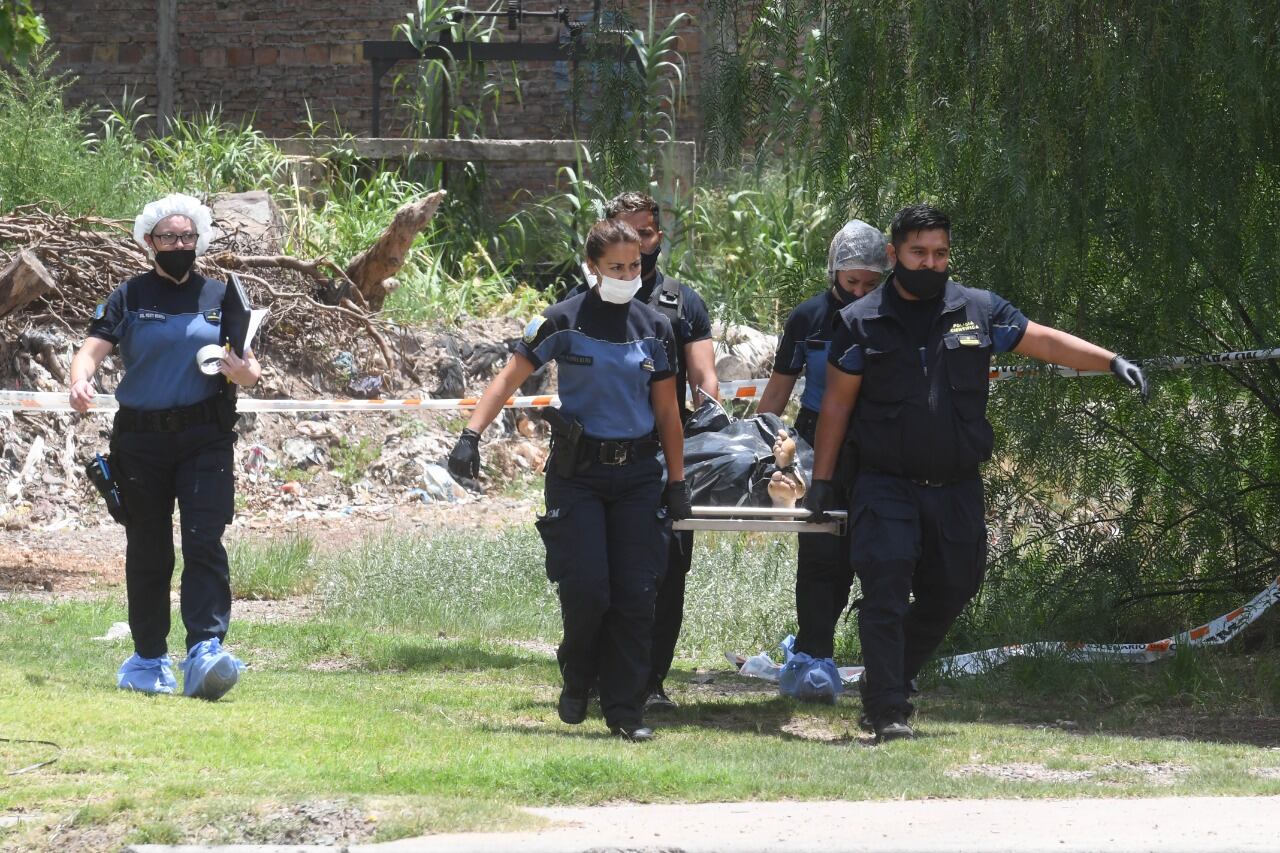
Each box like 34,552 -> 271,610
92,621 -> 132,642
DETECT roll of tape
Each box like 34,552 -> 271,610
196,344 -> 226,376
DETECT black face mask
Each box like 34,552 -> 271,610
893,261 -> 948,300
155,249 -> 196,281
641,247 -> 660,279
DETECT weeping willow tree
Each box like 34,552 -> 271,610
703,1 -> 1280,644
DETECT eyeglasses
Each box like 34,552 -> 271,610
152,232 -> 199,247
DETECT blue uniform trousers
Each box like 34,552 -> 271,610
851,472 -> 987,719
110,421 -> 236,659
537,456 -> 670,728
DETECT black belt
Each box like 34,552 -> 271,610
115,397 -> 221,433
578,436 -> 660,466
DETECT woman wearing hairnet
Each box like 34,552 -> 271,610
68,193 -> 260,700
757,219 -> 889,703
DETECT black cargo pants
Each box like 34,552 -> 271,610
537,455 -> 670,728
850,472 -> 987,720
792,409 -> 854,660
110,421 -> 237,659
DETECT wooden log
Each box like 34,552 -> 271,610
345,191 -> 446,311
0,249 -> 56,319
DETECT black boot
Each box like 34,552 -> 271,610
873,710 -> 915,744
610,723 -> 655,742
644,682 -> 678,712
558,687 -> 589,725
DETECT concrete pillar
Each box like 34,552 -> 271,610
157,0 -> 177,133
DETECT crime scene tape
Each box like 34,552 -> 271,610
730,574 -> 1280,684
936,573 -> 1280,677
3,346 -> 1278,413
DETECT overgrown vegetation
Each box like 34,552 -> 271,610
2,3 -> 1279,651
698,0 -> 1280,647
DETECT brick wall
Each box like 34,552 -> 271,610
32,0 -> 705,141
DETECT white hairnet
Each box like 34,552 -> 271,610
133,193 -> 214,256
827,219 -> 889,281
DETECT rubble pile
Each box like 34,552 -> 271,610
0,195 -> 551,530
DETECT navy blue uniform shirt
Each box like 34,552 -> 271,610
518,288 -> 678,440
565,270 -> 711,411
772,288 -> 858,413
89,270 -> 228,411
828,277 -> 1029,481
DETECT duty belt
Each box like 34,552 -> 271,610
115,397 -> 221,433
579,436 -> 660,466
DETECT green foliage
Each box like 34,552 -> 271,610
141,110 -> 289,194
331,436 -> 382,486
230,535 -> 318,600
394,0 -> 521,140
0,49 -> 153,217
0,0 -> 47,61
705,1 -> 1280,643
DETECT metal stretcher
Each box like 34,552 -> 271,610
672,506 -> 847,536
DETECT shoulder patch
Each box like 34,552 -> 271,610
522,316 -> 546,344
92,303 -> 106,320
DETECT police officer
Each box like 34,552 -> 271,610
808,204 -> 1148,742
757,220 -> 889,702
68,193 -> 259,700
565,192 -> 717,712
448,219 -> 693,741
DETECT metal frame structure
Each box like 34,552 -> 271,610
362,0 -> 640,136
673,508 -> 848,537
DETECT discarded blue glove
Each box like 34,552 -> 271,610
117,654 -> 177,694
778,652 -> 843,704
181,638 -> 245,701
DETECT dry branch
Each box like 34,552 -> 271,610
345,190 -> 446,311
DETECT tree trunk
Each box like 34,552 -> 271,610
0,249 -> 56,319
345,190 -> 447,311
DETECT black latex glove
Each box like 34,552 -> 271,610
448,428 -> 481,480
1110,355 -> 1149,402
663,479 -> 693,521
804,478 -> 836,522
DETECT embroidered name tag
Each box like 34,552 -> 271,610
563,353 -> 593,366
957,334 -> 982,346
137,310 -> 166,322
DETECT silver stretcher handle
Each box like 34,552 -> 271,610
672,506 -> 847,536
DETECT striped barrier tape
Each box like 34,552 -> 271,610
3,346 -> 1278,413
936,574 -> 1280,677
730,574 -> 1280,684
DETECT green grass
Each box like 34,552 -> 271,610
2,530 -> 1279,850
228,535 -> 318,600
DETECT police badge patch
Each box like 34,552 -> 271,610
92,303 -> 106,320
522,316 -> 546,344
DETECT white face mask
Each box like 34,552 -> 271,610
596,272 -> 643,304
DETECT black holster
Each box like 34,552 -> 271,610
85,453 -> 129,525
540,406 -> 584,479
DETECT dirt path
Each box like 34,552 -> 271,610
357,795 -> 1280,853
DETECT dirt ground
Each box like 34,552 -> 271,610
0,492 -> 539,599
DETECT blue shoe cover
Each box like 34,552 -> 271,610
779,653 -> 843,704
181,638 -> 245,701
117,654 -> 177,694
